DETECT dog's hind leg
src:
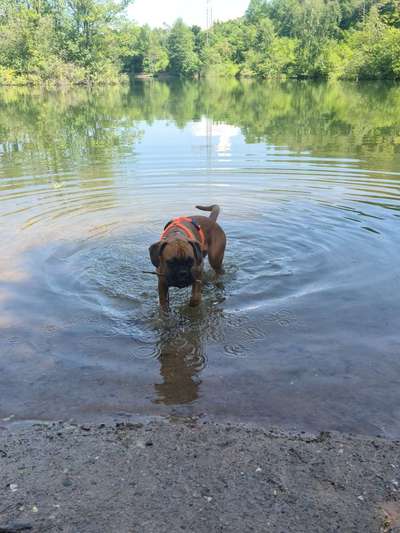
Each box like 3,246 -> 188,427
207,230 -> 226,275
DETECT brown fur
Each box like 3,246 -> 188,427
149,205 -> 226,309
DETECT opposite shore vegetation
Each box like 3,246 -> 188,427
0,0 -> 399,85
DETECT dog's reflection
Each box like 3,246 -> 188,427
153,276 -> 227,406
153,323 -> 206,405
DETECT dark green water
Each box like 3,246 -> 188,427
1,79 -> 399,436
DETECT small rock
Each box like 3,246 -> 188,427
145,441 -> 153,447
80,425 -> 91,432
319,431 -> 331,441
31,506 -> 38,513
358,495 -> 365,502
256,467 -> 262,473
116,422 -> 143,431
204,496 -> 213,503
62,478 -> 73,487
9,483 -> 18,492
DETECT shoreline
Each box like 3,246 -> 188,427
1,418 -> 399,532
1,75 -> 399,88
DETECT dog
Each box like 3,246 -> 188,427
149,205 -> 226,309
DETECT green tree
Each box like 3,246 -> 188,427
136,26 -> 169,75
265,0 -> 303,36
64,0 -> 132,76
0,0 -> 134,84
114,21 -> 141,74
292,0 -> 341,77
1,0 -> 400,84
337,0 -> 374,29
340,6 -> 400,79
379,0 -> 400,27
167,19 -> 200,77
245,0 -> 269,23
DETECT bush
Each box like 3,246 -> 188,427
335,10 -> 400,80
241,37 -> 296,78
0,67 -> 19,85
206,61 -> 240,78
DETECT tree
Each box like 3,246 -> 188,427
115,21 -> 141,74
1,0 -> 400,84
337,0 -> 375,29
167,19 -> 200,77
379,0 -> 400,27
0,0 -> 134,83
245,0 -> 269,23
265,0 -> 303,36
141,27 -> 169,75
292,0 -> 341,77
65,0 -> 132,70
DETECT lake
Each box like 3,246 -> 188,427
0,79 -> 399,436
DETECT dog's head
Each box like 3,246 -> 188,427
149,238 -> 202,288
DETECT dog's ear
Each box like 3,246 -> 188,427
149,241 -> 167,268
190,241 -> 203,264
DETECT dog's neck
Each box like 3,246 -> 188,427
162,228 -> 188,242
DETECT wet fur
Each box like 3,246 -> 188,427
149,205 -> 226,309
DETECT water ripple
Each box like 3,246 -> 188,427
1,83 -> 400,435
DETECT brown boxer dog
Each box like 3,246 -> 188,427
149,205 -> 226,309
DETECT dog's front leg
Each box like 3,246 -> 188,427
189,279 -> 202,307
158,278 -> 169,310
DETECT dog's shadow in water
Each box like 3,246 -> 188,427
152,275 -> 226,406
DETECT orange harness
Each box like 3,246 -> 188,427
161,217 -> 206,250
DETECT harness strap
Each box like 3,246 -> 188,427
161,217 -> 206,250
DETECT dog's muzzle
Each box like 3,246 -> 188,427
167,268 -> 194,288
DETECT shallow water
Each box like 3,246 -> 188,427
1,79 -> 400,436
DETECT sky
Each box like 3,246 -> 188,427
127,0 -> 250,29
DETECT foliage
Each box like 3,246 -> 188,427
136,26 -> 169,76
206,0 -> 400,80
0,0 -> 399,83
0,0 -> 133,84
324,7 -> 400,80
167,19 -> 200,77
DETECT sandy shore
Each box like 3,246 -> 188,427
1,419 -> 399,532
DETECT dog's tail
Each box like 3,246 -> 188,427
196,204 -> 220,222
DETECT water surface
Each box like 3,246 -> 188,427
1,79 -> 400,436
